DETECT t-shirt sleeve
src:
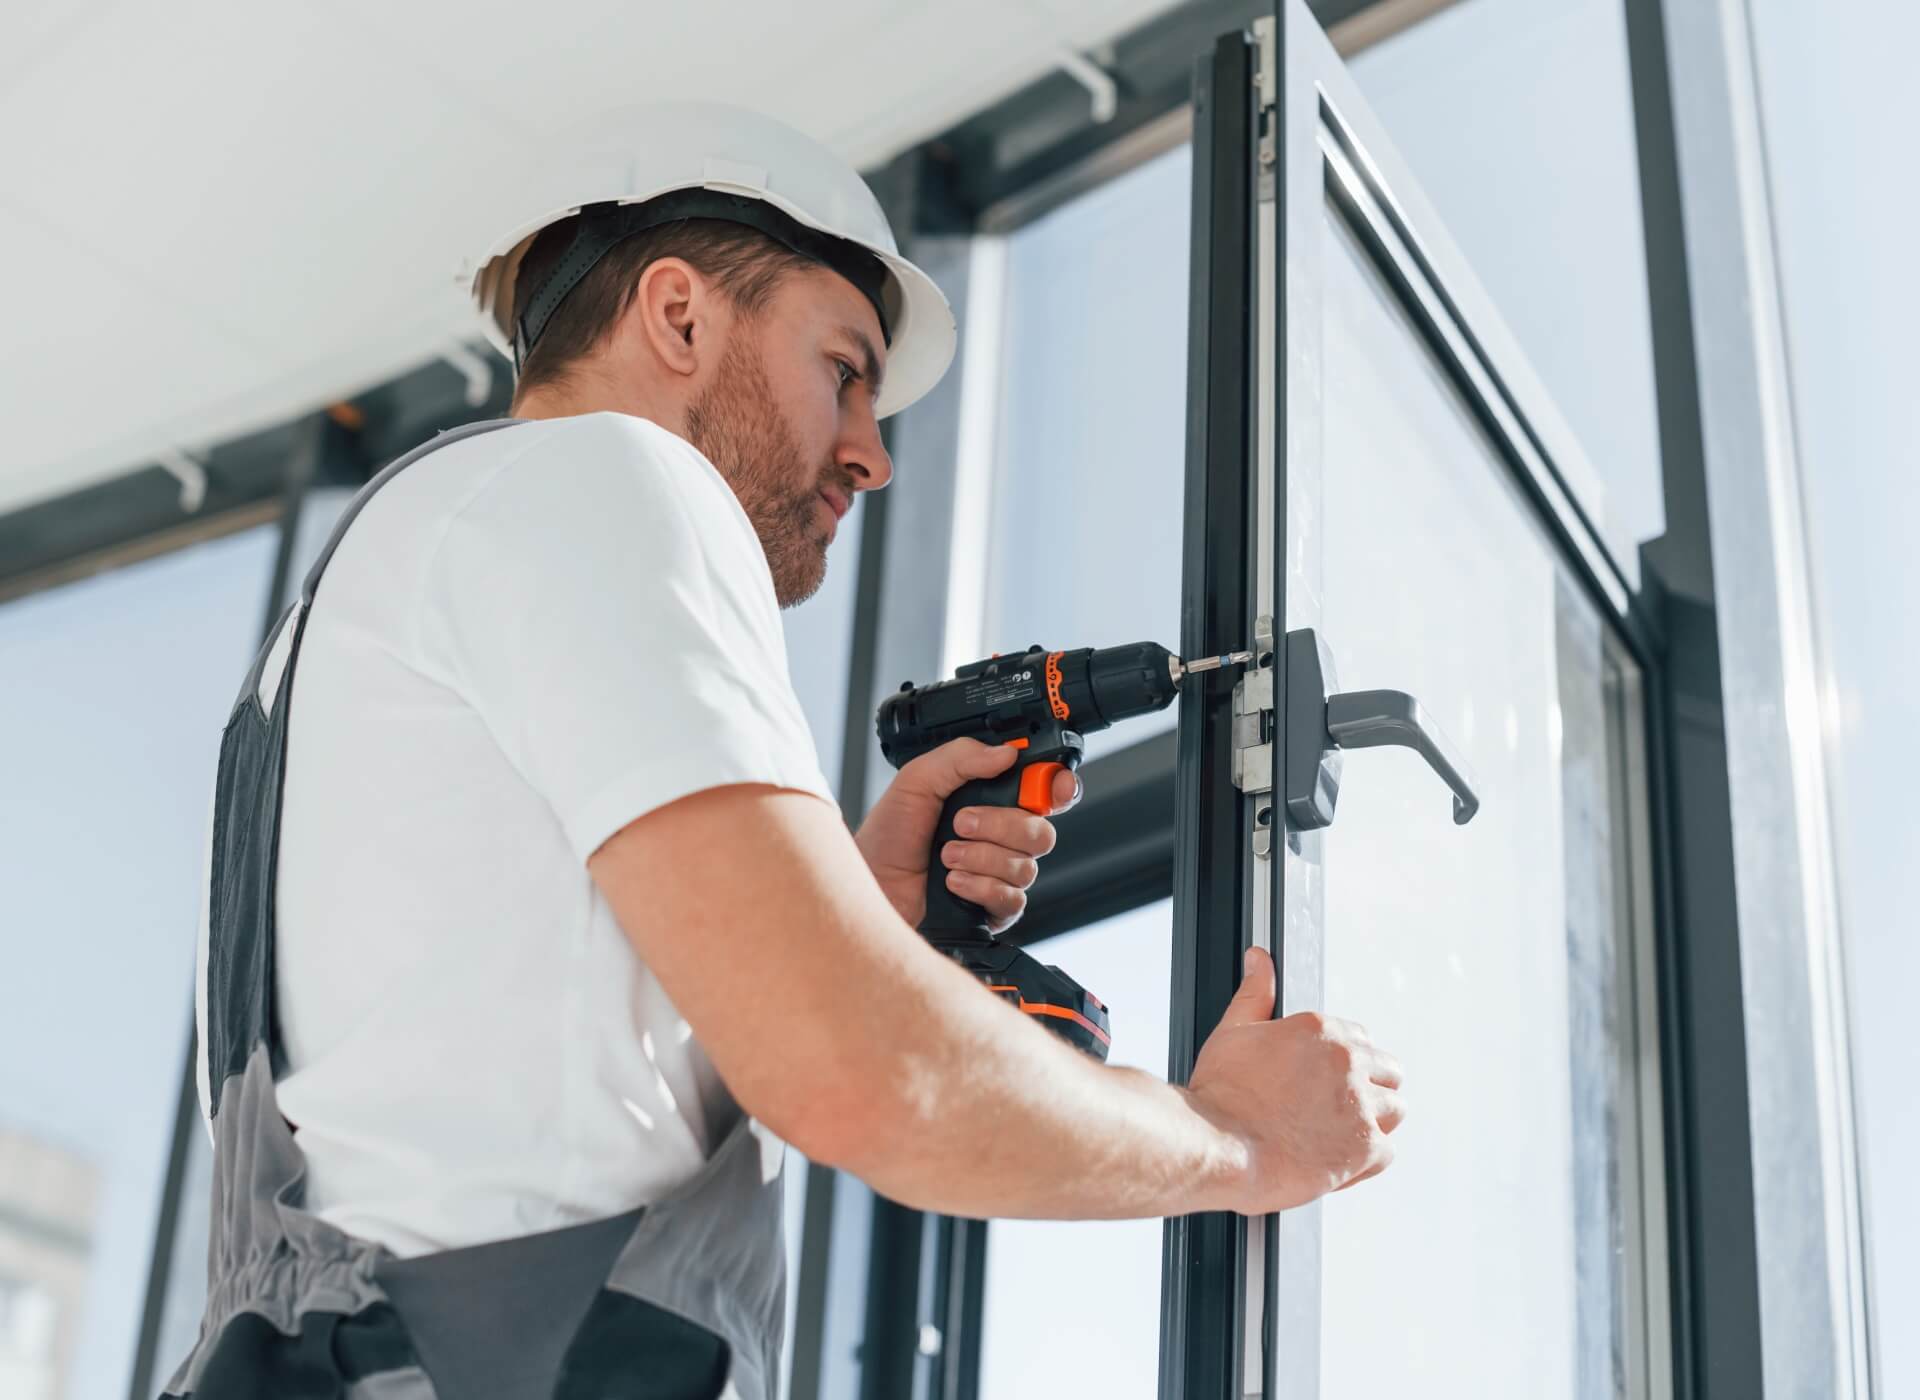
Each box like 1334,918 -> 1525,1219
415,414 -> 837,864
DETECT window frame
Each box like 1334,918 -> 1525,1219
1179,8 -> 1681,1395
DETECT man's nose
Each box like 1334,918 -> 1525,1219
839,411 -> 893,491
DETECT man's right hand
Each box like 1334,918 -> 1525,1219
1183,947 -> 1405,1214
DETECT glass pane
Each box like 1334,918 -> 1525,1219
976,899 -> 1172,1392
983,146 -> 1191,760
1747,10 -> 1920,1382
1351,0 -> 1664,566
0,527 -> 277,1399
1313,211 -> 1659,1397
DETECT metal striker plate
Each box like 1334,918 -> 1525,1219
1231,616 -> 1278,854
1231,615 -> 1276,795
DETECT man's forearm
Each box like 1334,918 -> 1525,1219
813,951 -> 1251,1221
592,786 -> 1252,1223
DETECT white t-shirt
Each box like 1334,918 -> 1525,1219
193,411 -> 837,1258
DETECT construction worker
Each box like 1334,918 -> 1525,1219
171,102 -> 1402,1398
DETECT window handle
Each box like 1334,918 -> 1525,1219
1325,690 -> 1479,825
1284,628 -> 1481,830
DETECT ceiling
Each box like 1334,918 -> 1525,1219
0,0 -> 1183,518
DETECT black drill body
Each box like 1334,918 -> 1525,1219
875,641 -> 1187,1060
878,641 -> 1181,764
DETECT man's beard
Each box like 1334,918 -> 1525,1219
684,335 -> 849,608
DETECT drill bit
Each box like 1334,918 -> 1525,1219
1169,650 -> 1255,685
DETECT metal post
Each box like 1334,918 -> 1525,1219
1629,0 -> 1869,1394
1161,27 -> 1259,1400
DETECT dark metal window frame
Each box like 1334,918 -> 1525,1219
1162,29 -> 1260,1400
1625,0 -> 1869,1392
1219,5 -> 1679,1395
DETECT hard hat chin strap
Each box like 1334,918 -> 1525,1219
512,189 -> 895,371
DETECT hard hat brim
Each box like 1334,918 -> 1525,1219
869,247 -> 956,420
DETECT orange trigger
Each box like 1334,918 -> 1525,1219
1017,761 -> 1068,816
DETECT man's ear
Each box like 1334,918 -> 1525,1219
623,257 -> 708,380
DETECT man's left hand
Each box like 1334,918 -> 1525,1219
854,738 -> 1081,934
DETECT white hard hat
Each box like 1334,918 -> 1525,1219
464,101 -> 956,419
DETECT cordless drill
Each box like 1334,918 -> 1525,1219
876,642 -> 1251,1061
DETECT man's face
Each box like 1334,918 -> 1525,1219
684,265 -> 893,607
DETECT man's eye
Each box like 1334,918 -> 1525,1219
835,359 -> 857,389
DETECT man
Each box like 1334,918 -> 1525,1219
174,103 -> 1402,1399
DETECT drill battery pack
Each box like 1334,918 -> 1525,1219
934,937 -> 1112,1061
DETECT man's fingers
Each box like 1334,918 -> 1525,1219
942,840 -> 1040,891
1311,1012 -> 1396,1088
1363,1046 -> 1403,1091
1220,947 -> 1277,1027
1328,1089 -> 1403,1196
949,739 -> 1022,781
952,805 -> 1057,857
944,869 -> 1026,926
1369,1085 -> 1406,1135
901,738 -> 1018,799
1321,1014 -> 1372,1048
1332,1146 -> 1394,1192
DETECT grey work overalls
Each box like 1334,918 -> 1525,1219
165,420 -> 788,1399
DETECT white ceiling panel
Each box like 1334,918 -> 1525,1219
0,3 -> 504,354
0,204 -> 271,510
0,0 -> 125,96
0,0 -> 1184,518
333,0 -> 908,139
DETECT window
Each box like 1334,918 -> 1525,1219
975,901 -> 1174,1394
0,526 -> 277,1399
1313,209 -> 1664,1396
963,146 -> 1195,1386
983,144 -> 1192,760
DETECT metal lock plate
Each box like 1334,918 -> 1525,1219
1231,615 -> 1277,798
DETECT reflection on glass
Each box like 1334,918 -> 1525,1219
985,147 -> 1191,760
977,900 -> 1173,1394
0,1130 -> 96,1400
1313,211 -> 1660,1397
0,526 -> 277,1398
780,1146 -> 810,1392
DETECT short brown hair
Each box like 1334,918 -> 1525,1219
510,216 -> 816,394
